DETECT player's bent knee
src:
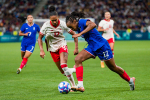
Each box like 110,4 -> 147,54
74,56 -> 82,64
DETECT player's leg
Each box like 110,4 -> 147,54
17,45 -> 34,74
72,49 -> 94,92
109,42 -> 114,56
105,58 -> 135,90
59,46 -> 76,87
21,51 -> 25,59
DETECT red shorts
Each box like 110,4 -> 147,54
107,38 -> 114,43
50,45 -> 68,62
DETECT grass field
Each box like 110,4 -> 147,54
0,41 -> 150,100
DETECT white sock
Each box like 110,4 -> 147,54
62,67 -> 75,87
69,68 -> 76,73
129,78 -> 133,84
78,81 -> 83,87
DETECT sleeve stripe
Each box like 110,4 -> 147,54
39,32 -> 44,35
68,30 -> 72,33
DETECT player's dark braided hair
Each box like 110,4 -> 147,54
49,6 -> 58,16
66,11 -> 85,23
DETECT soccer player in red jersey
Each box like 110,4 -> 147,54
38,6 -> 78,88
98,12 -> 120,68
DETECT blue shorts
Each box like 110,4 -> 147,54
21,43 -> 35,53
84,42 -> 113,60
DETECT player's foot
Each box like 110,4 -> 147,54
17,68 -> 21,74
129,77 -> 135,91
101,61 -> 105,68
71,86 -> 85,92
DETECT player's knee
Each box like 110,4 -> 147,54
74,56 -> 82,64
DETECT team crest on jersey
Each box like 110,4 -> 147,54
33,27 -> 35,30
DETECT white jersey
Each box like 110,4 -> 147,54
98,19 -> 114,40
40,20 -> 72,52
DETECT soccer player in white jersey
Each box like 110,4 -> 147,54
38,6 -> 78,89
98,12 -> 120,68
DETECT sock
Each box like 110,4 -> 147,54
78,81 -> 83,87
19,58 -> 28,69
120,70 -> 130,82
61,63 -> 75,86
69,68 -> 76,73
76,66 -> 83,85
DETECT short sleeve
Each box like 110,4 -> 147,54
61,21 -> 72,33
79,19 -> 87,27
20,24 -> 25,32
40,23 -> 46,35
98,20 -> 103,27
37,25 -> 40,32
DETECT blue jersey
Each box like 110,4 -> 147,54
77,19 -> 107,51
20,23 -> 40,45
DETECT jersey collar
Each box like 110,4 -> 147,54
104,19 -> 110,22
50,20 -> 60,28
27,23 -> 34,27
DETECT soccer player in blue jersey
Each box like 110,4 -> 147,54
66,12 -> 135,92
17,15 -> 40,74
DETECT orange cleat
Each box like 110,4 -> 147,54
101,61 -> 105,68
71,86 -> 85,92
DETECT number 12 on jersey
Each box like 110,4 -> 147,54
54,32 -> 59,37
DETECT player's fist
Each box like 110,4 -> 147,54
40,51 -> 45,59
73,49 -> 79,55
25,32 -> 29,36
72,34 -> 81,38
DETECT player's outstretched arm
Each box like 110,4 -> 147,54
69,31 -> 79,55
97,26 -> 109,32
38,33 -> 45,59
19,31 -> 29,36
113,29 -> 120,37
72,21 -> 96,38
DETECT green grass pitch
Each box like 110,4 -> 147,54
0,41 -> 150,100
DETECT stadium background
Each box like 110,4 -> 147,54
0,0 -> 150,100
0,0 -> 150,42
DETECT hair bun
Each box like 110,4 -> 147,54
49,6 -> 56,12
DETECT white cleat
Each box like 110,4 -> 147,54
129,77 -> 135,91
17,68 -> 21,74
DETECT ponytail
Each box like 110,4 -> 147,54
49,6 -> 58,16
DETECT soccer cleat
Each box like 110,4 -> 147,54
17,68 -> 21,74
71,86 -> 85,92
129,77 -> 135,91
101,61 -> 105,68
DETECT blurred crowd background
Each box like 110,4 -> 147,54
0,0 -> 150,35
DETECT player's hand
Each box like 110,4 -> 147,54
25,32 -> 29,36
104,28 -> 109,31
116,33 -> 120,37
72,34 -> 81,38
40,51 -> 45,59
73,49 -> 79,55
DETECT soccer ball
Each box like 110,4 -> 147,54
58,81 -> 71,94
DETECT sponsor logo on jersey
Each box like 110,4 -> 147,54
26,28 -> 28,29
33,27 -> 35,30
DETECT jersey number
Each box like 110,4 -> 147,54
29,32 -> 32,36
103,51 -> 109,58
54,32 -> 59,37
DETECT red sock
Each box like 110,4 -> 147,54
120,70 -> 130,82
19,58 -> 28,69
61,63 -> 67,68
76,66 -> 83,81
